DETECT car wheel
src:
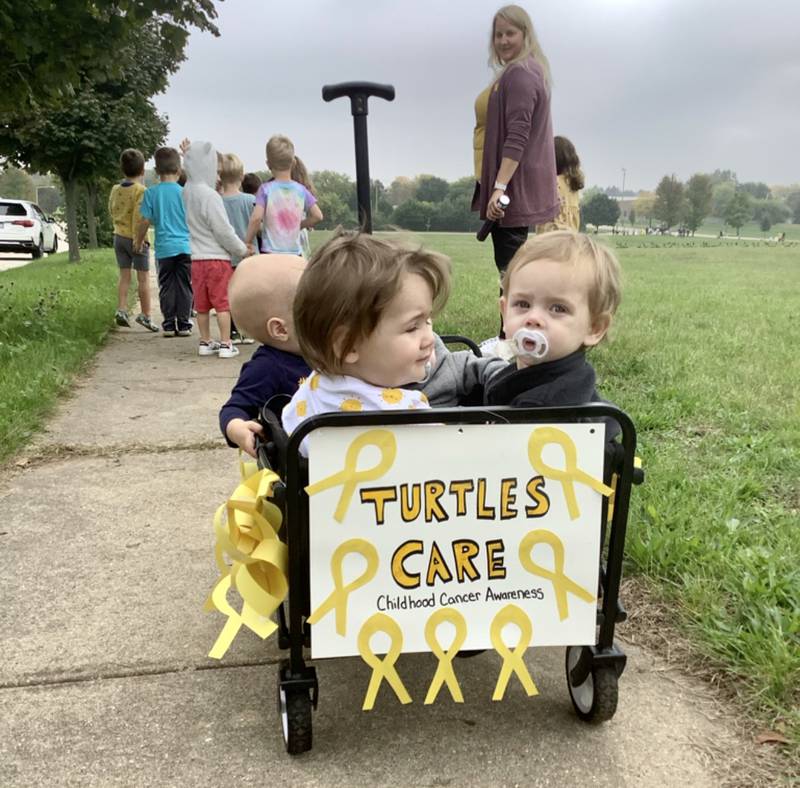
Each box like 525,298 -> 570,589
32,236 -> 44,259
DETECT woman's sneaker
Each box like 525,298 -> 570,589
135,313 -> 159,332
198,340 -> 221,356
218,341 -> 240,359
115,309 -> 131,327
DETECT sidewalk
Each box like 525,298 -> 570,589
0,276 -> 762,786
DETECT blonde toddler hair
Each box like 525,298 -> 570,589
502,231 -> 621,326
295,230 -> 452,375
266,135 -> 295,172
219,153 -> 244,186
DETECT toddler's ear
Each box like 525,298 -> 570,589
583,312 -> 611,348
266,317 -> 289,343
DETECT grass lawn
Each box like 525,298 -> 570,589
314,230 -> 799,742
0,250 -> 119,463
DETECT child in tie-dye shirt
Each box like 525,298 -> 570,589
244,135 -> 323,256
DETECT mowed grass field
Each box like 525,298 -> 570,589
316,230 -> 798,741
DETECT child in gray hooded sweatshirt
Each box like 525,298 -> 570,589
182,140 -> 249,359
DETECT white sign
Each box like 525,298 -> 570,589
306,423 -> 607,659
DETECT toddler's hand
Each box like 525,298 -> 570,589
226,419 -> 264,458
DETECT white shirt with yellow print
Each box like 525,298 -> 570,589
281,371 -> 430,456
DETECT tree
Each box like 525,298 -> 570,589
751,198 -> 789,226
312,171 -> 356,210
415,175 -> 449,203
709,169 -> 737,186
711,182 -> 736,218
724,191 -> 751,236
760,214 -> 772,234
0,23 -> 178,260
393,200 -> 437,231
739,181 -> 770,200
684,173 -> 713,233
581,193 -> 620,228
388,176 -> 416,206
629,208 -> 636,227
786,191 -> 800,224
653,175 -> 685,229
0,166 -> 36,201
633,191 -> 656,227
0,1 -> 219,112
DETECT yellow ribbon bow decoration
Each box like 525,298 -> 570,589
358,612 -> 412,710
518,529 -> 595,621
305,429 -> 397,521
205,462 -> 288,659
527,427 -> 613,520
490,604 -> 539,701
424,608 -> 468,704
306,538 -> 379,636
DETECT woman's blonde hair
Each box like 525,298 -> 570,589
489,5 -> 552,89
295,230 -> 452,374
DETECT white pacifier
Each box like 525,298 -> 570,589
497,328 -> 549,362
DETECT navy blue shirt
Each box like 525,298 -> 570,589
219,345 -> 311,446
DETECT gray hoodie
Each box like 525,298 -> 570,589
182,141 -> 248,261
414,335 -> 506,407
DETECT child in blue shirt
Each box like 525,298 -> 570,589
244,135 -> 323,256
134,147 -> 193,336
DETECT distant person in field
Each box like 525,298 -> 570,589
244,135 -> 323,257
108,148 -> 158,332
536,136 -> 583,232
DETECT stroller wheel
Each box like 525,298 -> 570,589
565,645 -> 618,723
278,681 -> 313,754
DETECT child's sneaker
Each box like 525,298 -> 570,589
230,329 -> 244,345
218,341 -> 240,359
240,334 -> 255,345
198,340 -> 221,356
176,322 -> 193,337
162,319 -> 177,337
135,313 -> 159,332
115,309 -> 130,327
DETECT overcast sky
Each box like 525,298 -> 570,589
154,0 -> 800,192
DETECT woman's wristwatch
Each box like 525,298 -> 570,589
493,181 -> 508,191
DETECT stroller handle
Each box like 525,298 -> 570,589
322,82 -> 395,115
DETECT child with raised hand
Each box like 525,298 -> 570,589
282,231 -> 451,454
181,140 -> 248,359
108,148 -> 158,332
485,230 -> 621,436
134,146 -> 193,337
244,135 -> 323,256
536,136 -> 584,233
220,254 -> 311,456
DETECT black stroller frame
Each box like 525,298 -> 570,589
258,402 -> 640,754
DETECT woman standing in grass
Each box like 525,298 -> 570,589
472,4 -> 559,275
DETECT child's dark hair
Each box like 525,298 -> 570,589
241,173 -> 262,195
120,148 -> 145,178
554,136 -> 584,192
154,147 -> 181,176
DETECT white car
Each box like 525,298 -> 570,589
0,198 -> 59,258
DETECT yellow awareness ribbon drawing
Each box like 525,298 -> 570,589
306,538 -> 379,636
205,463 -> 288,659
357,612 -> 412,710
518,529 -> 595,621
490,604 -> 539,701
424,608 -> 468,704
527,426 -> 614,520
305,429 -> 397,522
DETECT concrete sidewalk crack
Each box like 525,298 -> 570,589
0,657 -> 282,691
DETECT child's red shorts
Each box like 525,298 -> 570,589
191,259 -> 233,312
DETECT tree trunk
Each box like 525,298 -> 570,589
85,183 -> 98,249
63,178 -> 81,262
